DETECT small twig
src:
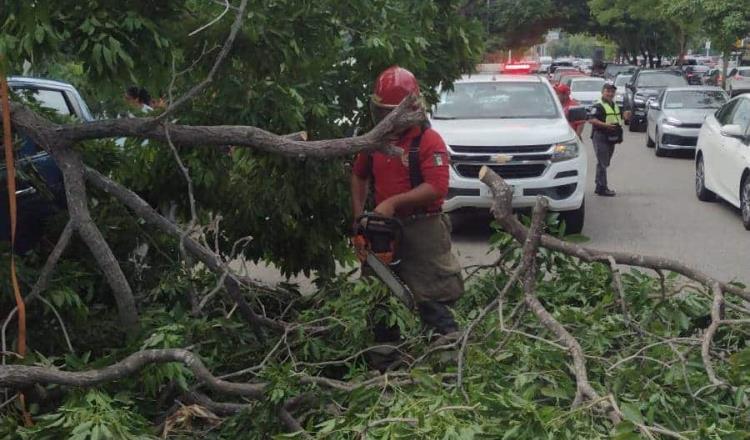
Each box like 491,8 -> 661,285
607,256 -> 630,322
189,0 -> 230,37
156,0 -> 249,121
36,296 -> 75,354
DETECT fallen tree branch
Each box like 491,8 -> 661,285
85,166 -> 284,338
476,167 -> 750,303
514,196 -> 621,424
7,95 -> 422,159
0,349 -> 264,398
701,282 -> 726,388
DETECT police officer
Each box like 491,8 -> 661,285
351,66 -> 465,348
588,83 -> 630,196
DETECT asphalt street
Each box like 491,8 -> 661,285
451,125 -> 750,286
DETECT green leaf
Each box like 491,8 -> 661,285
619,402 -> 644,425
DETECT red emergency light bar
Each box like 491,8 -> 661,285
500,61 -> 538,74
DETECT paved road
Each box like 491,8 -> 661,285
451,126 -> 750,285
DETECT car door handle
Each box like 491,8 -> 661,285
15,187 -> 37,197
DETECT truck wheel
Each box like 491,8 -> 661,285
558,200 -> 585,234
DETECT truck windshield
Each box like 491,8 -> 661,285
571,79 -> 605,92
664,90 -> 727,109
636,73 -> 687,88
433,82 -> 559,119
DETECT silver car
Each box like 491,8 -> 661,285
646,87 -> 728,156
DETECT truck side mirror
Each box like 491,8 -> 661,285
567,106 -> 588,122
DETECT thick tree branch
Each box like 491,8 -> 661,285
6,96 -> 423,158
51,146 -> 139,332
0,349 -> 265,398
84,166 -> 286,337
476,166 -> 750,302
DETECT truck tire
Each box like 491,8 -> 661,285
558,200 -> 585,234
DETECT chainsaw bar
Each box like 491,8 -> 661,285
365,252 -> 415,310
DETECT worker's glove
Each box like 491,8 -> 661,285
351,234 -> 368,263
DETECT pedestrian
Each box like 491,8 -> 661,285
588,83 -> 630,197
124,86 -> 154,113
350,66 -> 465,369
555,83 -> 584,138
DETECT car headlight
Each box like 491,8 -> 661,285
551,139 -> 580,162
664,117 -> 682,126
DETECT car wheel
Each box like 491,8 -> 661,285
558,200 -> 585,235
646,131 -> 655,148
742,177 -> 750,230
695,156 -> 715,202
654,129 -> 665,157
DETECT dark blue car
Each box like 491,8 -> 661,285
1,77 -> 93,252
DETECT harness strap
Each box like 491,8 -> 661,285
408,126 -> 425,189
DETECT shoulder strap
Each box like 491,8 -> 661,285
408,124 -> 428,188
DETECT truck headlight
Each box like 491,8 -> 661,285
551,140 -> 580,162
664,117 -> 683,126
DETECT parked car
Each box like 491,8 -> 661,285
726,67 -> 750,97
624,69 -> 689,132
645,87 -> 728,156
549,61 -> 574,75
569,77 -> 605,107
430,74 -> 588,233
613,74 -> 633,107
551,67 -> 579,84
558,71 -> 586,88
0,77 -> 93,252
683,65 -> 710,85
603,64 -> 636,80
694,94 -> 750,229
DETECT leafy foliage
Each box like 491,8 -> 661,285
3,225 -> 750,438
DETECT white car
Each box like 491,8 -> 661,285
695,94 -> 750,229
569,77 -> 605,107
727,66 -> 750,97
646,87 -> 728,156
431,74 -> 588,233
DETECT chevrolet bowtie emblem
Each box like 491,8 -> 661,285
492,154 -> 513,164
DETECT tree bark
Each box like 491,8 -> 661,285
50,146 -> 139,333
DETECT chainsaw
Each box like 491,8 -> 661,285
352,213 -> 415,310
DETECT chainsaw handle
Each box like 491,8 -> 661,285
355,212 -> 403,235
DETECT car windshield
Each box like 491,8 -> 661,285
571,79 -> 605,92
614,75 -> 632,87
433,82 -> 559,119
637,73 -> 687,87
664,90 -> 727,109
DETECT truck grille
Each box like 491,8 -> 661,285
454,163 -> 548,179
449,144 -> 552,180
450,144 -> 551,154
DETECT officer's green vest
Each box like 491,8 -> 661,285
597,99 -> 623,125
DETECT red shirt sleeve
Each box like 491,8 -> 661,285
352,152 -> 371,178
419,129 -> 449,198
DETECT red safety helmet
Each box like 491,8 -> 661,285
554,83 -> 571,95
372,66 -> 420,108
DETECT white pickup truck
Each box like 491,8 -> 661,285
430,74 -> 588,233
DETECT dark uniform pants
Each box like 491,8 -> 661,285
592,132 -> 615,191
370,214 -> 464,338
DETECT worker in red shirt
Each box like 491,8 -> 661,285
555,84 -> 584,138
351,66 -> 464,362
